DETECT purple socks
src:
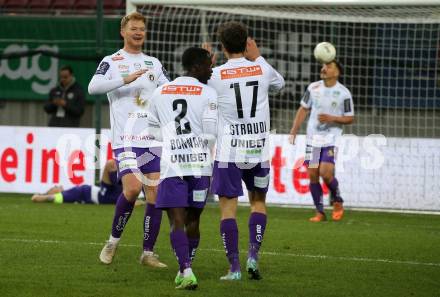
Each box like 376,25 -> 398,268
327,178 -> 343,203
188,238 -> 200,262
220,218 -> 240,272
170,229 -> 191,273
111,193 -> 135,238
248,212 -> 267,261
142,203 -> 162,252
310,183 -> 324,213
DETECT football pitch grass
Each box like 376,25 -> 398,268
1,194 -> 439,297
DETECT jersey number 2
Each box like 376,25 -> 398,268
230,81 -> 259,118
173,99 -> 191,135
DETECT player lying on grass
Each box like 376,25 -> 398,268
289,60 -> 354,222
147,47 -> 218,290
31,160 -> 144,206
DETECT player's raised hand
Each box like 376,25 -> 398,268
245,37 -> 261,61
202,42 -> 217,66
318,114 -> 335,123
123,69 -> 147,84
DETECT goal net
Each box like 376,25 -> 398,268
131,1 -> 440,138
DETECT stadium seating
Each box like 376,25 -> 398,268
4,0 -> 29,8
0,0 -> 125,12
28,0 -> 52,8
104,0 -> 123,10
74,0 -> 96,9
52,0 -> 75,9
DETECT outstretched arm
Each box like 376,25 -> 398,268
289,106 -> 309,144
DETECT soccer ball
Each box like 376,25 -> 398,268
313,42 -> 336,63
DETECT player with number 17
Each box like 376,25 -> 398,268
205,21 -> 285,281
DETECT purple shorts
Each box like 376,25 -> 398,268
98,182 -> 122,204
156,176 -> 210,209
211,161 -> 270,198
113,147 -> 161,178
304,145 -> 336,168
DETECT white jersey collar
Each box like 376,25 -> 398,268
226,57 -> 247,64
120,48 -> 143,58
174,76 -> 200,83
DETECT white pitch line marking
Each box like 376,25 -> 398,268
1,238 -> 439,268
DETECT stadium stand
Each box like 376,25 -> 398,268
28,0 -> 52,8
52,0 -> 75,9
75,0 -> 96,9
4,0 -> 30,8
0,0 -> 125,12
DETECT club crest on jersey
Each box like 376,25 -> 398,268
134,63 -> 142,70
161,85 -> 202,95
331,101 -> 337,108
220,65 -> 262,80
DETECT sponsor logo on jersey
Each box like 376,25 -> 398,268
128,112 -> 148,118
161,85 -> 202,95
333,90 -> 340,98
220,65 -> 263,79
144,60 -> 153,66
327,148 -> 334,157
135,96 -> 148,107
118,64 -> 129,71
111,54 -> 124,61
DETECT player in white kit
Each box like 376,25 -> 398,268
206,21 -> 285,281
88,12 -> 169,267
289,60 -> 354,222
147,47 -> 217,290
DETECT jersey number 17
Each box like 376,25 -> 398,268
230,80 -> 259,119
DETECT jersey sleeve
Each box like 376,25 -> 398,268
146,90 -> 163,141
343,91 -> 354,116
207,68 -> 222,93
300,85 -> 312,109
255,56 -> 285,92
201,88 -> 218,147
155,60 -> 170,86
202,88 -> 218,133
88,56 -> 124,95
147,90 -> 161,128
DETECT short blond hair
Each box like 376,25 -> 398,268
121,12 -> 146,29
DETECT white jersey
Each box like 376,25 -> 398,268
148,77 -> 218,178
208,56 -> 285,163
88,49 -> 169,149
301,80 -> 354,147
